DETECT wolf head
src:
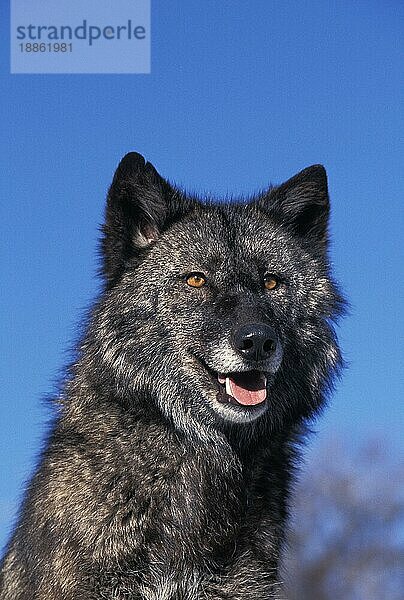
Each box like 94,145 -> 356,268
88,153 -> 343,433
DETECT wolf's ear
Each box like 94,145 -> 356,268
101,152 -> 183,286
260,165 -> 330,248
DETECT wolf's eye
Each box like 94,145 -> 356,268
264,274 -> 279,290
186,272 -> 206,288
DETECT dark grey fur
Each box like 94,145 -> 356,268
0,153 -> 344,599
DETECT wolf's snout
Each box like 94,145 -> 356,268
232,324 -> 278,362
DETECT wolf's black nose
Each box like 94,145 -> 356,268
232,324 -> 278,362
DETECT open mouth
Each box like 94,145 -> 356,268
193,356 -> 269,410
216,371 -> 267,407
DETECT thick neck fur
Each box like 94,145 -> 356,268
60,373 -> 296,573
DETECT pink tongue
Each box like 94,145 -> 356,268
227,373 -> 267,406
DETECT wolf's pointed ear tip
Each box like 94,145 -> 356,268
301,164 -> 328,183
114,152 -> 146,177
120,151 -> 146,164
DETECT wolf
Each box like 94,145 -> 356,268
0,153 -> 344,599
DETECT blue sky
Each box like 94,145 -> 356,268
1,1 -> 403,551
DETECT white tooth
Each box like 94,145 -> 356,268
225,377 -> 232,396
218,374 -> 226,384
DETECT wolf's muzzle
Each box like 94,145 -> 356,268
232,323 -> 278,362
